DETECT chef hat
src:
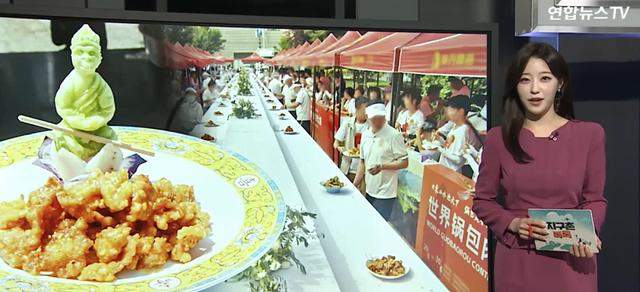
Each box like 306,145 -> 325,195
184,87 -> 197,96
283,75 -> 293,82
365,102 -> 386,118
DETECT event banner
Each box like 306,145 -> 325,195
415,164 -> 488,292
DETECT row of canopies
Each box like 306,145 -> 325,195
268,31 -> 487,77
161,41 -> 234,69
161,41 -> 269,69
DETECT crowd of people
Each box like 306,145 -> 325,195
167,65 -> 233,135
334,75 -> 488,181
262,68 -> 314,134
261,68 -> 488,220
167,64 -> 489,222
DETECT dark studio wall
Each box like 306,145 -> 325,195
0,0 -> 637,291
417,1 -> 640,291
556,35 -> 640,292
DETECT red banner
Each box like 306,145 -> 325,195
416,164 -> 488,292
312,103 -> 340,163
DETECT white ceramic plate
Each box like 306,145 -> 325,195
0,127 -> 286,292
365,255 -> 411,280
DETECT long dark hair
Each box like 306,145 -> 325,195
502,42 -> 575,163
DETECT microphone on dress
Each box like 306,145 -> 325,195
548,131 -> 559,142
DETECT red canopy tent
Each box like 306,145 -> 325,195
313,31 -> 393,68
211,52 -> 232,64
267,48 -> 289,65
163,42 -> 219,69
397,34 -> 487,77
281,39 -> 321,66
272,42 -> 307,66
340,32 -> 453,72
299,31 -> 361,67
186,45 -> 228,66
289,34 -> 338,67
241,52 -> 266,64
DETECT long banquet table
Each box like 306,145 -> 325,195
190,82 -> 341,292
186,73 -> 448,291
252,75 -> 448,292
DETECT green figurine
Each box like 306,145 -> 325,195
53,24 -> 117,160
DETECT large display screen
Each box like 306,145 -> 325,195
0,16 -> 490,292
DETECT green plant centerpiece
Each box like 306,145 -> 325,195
230,207 -> 317,292
237,69 -> 252,96
232,98 -> 257,119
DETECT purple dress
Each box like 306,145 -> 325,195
473,120 -> 607,292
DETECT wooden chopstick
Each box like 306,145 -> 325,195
18,115 -> 155,157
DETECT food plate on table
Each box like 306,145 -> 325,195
321,176 -> 344,193
214,111 -> 224,116
266,99 -> 274,103
201,133 -> 216,142
204,120 -> 219,128
283,126 -> 297,134
365,255 -> 410,280
0,128 -> 286,291
283,126 -> 298,135
343,147 -> 360,158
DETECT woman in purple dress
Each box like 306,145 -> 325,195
473,42 -> 606,292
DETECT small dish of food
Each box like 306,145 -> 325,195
201,134 -> 216,141
321,176 -> 344,193
205,120 -> 219,127
266,99 -> 274,103
365,255 -> 410,280
344,147 -> 360,158
283,126 -> 297,135
214,111 -> 224,116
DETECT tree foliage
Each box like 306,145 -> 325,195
420,75 -> 487,99
277,29 -> 344,51
146,25 -> 226,53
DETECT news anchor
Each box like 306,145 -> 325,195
473,42 -> 606,292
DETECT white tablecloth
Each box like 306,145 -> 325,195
253,76 -> 448,292
191,82 -> 341,292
